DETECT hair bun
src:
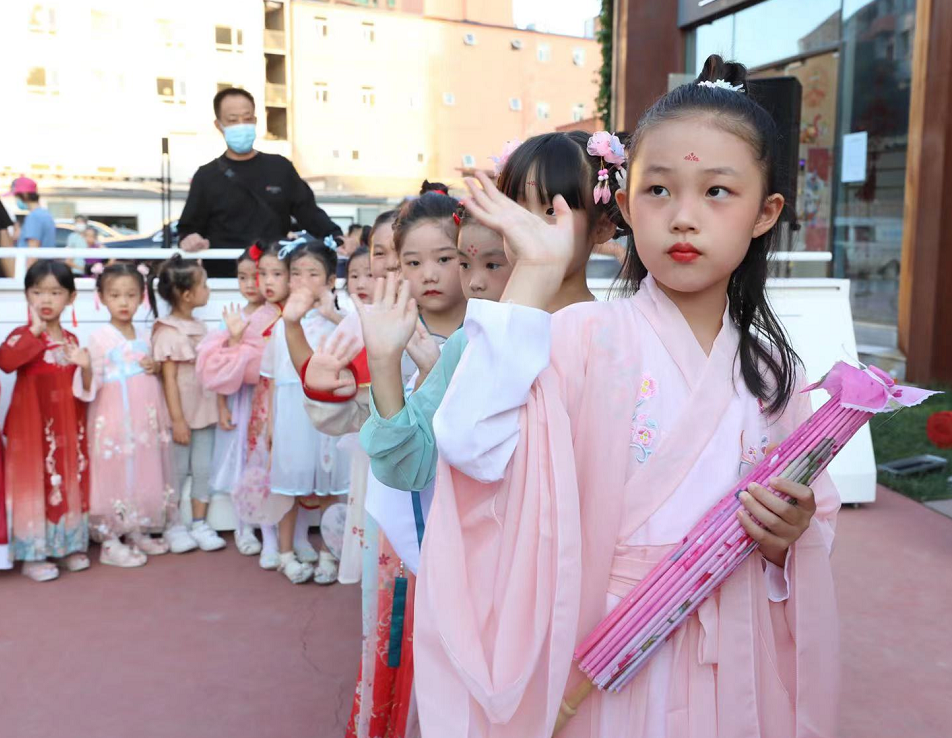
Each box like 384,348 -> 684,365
696,54 -> 749,94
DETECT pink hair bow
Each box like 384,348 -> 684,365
490,139 -> 522,177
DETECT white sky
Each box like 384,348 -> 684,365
512,0 -> 602,37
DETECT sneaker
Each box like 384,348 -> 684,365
313,550 -> 339,586
21,561 -> 60,582
278,552 -> 313,584
259,549 -> 280,570
164,524 -> 198,554
235,528 -> 262,556
190,521 -> 226,552
130,533 -> 170,556
99,540 -> 147,568
294,540 -> 319,564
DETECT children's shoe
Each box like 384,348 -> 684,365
22,561 -> 60,582
235,528 -> 262,556
99,540 -> 147,568
278,552 -> 313,584
190,521 -> 226,552
164,524 -> 199,554
259,549 -> 280,570
130,533 -> 170,556
294,540 -> 319,564
313,550 -> 339,586
61,553 -> 91,572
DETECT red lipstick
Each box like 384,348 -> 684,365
668,242 -> 701,264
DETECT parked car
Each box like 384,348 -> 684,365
54,219 -> 125,248
101,220 -> 179,249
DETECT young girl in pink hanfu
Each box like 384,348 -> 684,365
196,247 -> 281,555
72,262 -> 176,567
417,56 -> 840,738
152,255 -> 227,554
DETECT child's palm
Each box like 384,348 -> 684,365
305,332 -> 360,396
222,303 -> 248,341
355,275 -> 418,362
284,288 -> 314,323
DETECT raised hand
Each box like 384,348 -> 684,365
304,331 -> 361,397
405,320 -> 440,377
28,304 -> 47,337
222,303 -> 248,344
283,287 -> 315,325
354,273 -> 419,363
64,344 -> 91,369
317,290 -> 342,324
461,170 -> 576,272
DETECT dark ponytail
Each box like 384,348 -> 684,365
156,254 -> 203,310
622,54 -> 800,416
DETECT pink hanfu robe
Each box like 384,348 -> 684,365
416,275 -> 840,738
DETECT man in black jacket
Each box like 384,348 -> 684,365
178,87 -> 341,276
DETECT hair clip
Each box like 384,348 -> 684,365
136,264 -> 149,276
90,263 -> 105,275
698,79 -> 745,92
452,212 -> 461,226
587,131 -> 627,206
491,139 -> 522,177
323,234 -> 339,251
248,243 -> 263,262
277,236 -> 308,260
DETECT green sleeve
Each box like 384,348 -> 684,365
359,328 -> 468,491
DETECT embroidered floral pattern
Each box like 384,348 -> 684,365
630,373 -> 660,463
737,430 -> 770,476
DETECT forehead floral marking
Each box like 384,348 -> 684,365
466,245 -> 479,257
684,152 -> 700,162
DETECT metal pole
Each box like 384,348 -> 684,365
161,137 -> 171,249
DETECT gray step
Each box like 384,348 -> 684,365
854,321 -> 898,350
856,343 -> 906,381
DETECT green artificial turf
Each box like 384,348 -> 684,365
869,384 -> 952,502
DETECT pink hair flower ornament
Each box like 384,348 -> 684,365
588,131 -> 627,206
490,139 -> 522,177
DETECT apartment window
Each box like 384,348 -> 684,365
333,150 -> 340,159
509,98 -> 522,112
315,16 -> 329,37
536,101 -> 550,120
572,48 -> 585,66
156,77 -> 187,105
157,19 -> 185,48
417,153 -> 425,163
26,67 -> 59,94
91,11 -> 120,35
362,22 -> 375,43
361,86 -> 376,107
315,82 -> 329,103
462,154 -> 476,168
442,92 -> 456,106
352,150 -> 360,160
408,93 -> 420,109
215,26 -> 244,52
510,39 -> 523,50
463,33 -> 477,46
28,4 -> 56,34
572,103 -> 585,122
537,43 -> 551,62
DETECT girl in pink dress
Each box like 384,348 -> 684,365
417,55 -> 840,737
196,247 -> 281,555
72,262 -> 176,567
1,260 -> 90,582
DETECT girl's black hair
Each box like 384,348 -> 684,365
236,246 -> 257,268
156,253 -> 204,309
95,261 -> 155,317
621,54 -> 800,415
420,180 -> 450,196
369,210 -> 397,247
393,192 -> 459,254
497,130 -> 629,236
24,260 -> 75,293
348,245 -> 370,263
359,224 -> 371,247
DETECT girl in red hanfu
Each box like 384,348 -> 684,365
0,260 -> 90,582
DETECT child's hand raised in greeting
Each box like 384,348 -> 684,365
317,290 -> 342,325
406,321 -> 440,378
354,273 -> 419,363
64,344 -> 91,369
222,303 -> 248,345
283,287 -> 315,325
27,304 -> 47,337
304,331 -> 361,398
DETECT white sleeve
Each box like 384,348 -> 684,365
433,299 -> 551,483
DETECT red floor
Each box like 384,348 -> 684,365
2,488 -> 951,737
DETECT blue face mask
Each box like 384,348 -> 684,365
222,123 -> 256,154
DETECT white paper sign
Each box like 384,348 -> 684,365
841,131 -> 868,183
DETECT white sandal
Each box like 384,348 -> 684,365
313,550 -> 339,586
22,561 -> 60,582
277,552 -> 313,584
130,533 -> 170,556
99,540 -> 147,568
61,553 -> 91,572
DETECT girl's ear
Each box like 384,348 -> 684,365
752,193 -> 785,238
68,290 -> 78,306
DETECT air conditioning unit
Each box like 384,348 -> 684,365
509,98 -> 522,111
510,39 -> 523,50
463,33 -> 477,46
462,154 -> 476,167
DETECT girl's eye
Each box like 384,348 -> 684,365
649,185 -> 669,197
707,186 -> 730,199
407,261 -> 420,267
459,262 -> 470,270
438,256 -> 454,264
545,207 -> 555,217
486,262 -> 502,271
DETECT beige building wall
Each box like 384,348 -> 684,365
288,0 -> 598,197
